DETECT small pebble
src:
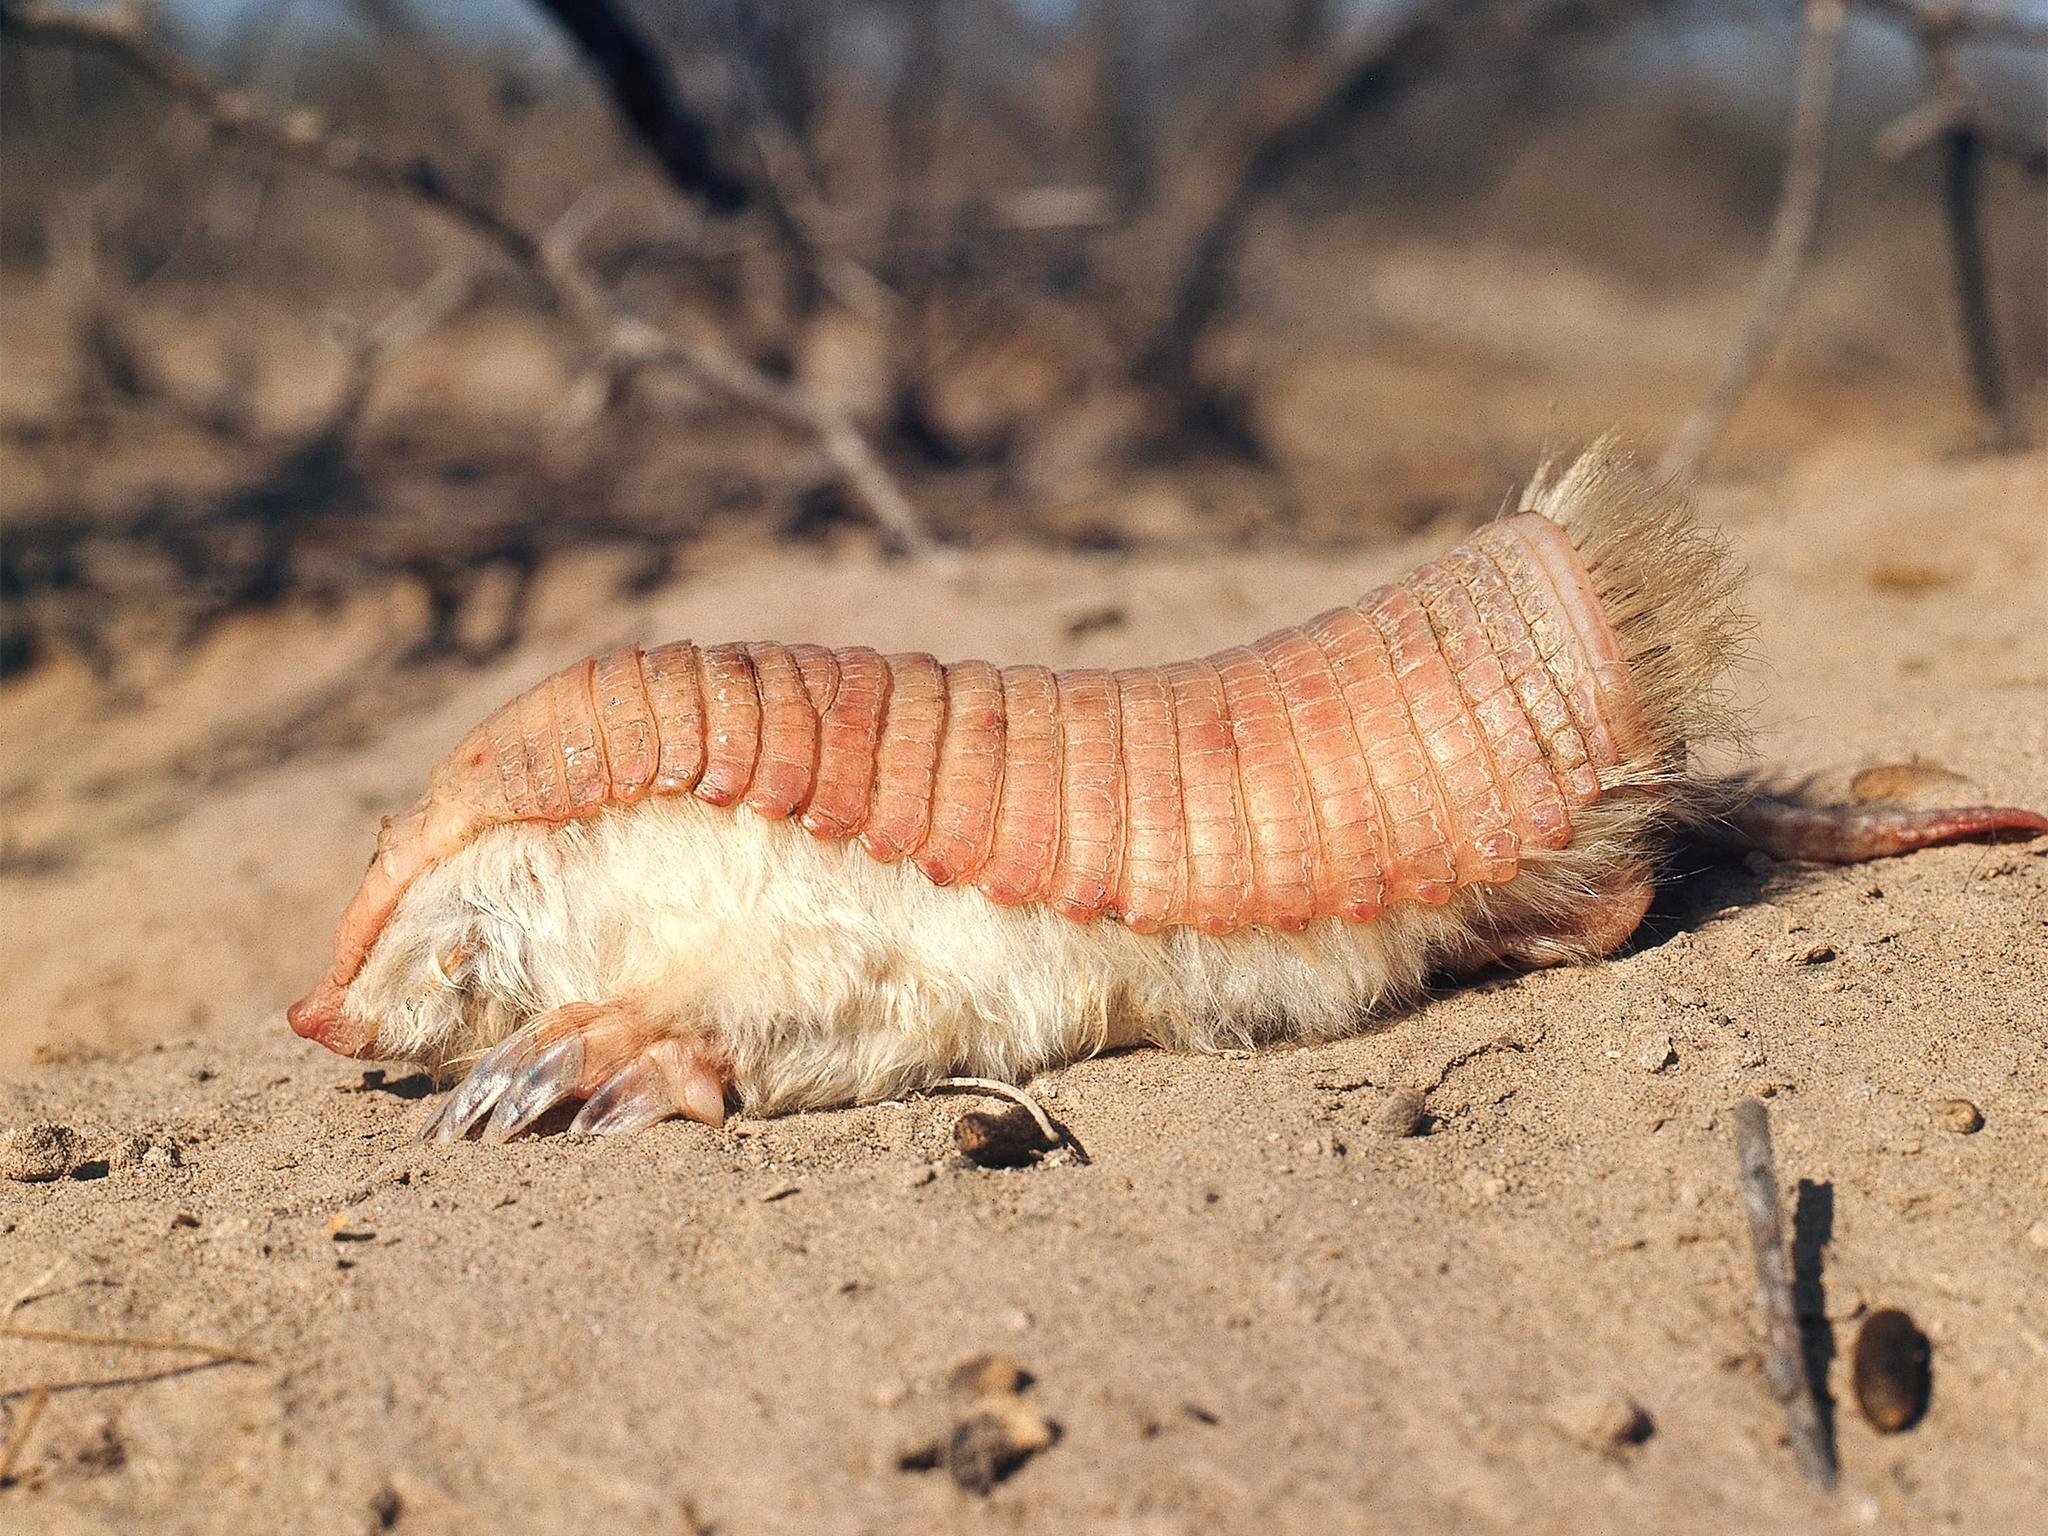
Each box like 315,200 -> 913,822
1547,1389 -> 1654,1452
898,1398 -> 1058,1495
1,1122 -> 81,1183
2026,1220 -> 2048,1250
1852,1309 -> 1932,1433
759,1182 -> 801,1203
953,1106 -> 1054,1168
1929,1099 -> 1983,1135
948,1353 -> 1031,1397
1632,1031 -> 1677,1074
1794,943 -> 1836,965
1371,1089 -> 1428,1138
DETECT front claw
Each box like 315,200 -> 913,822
569,1038 -> 729,1136
423,1002 -> 728,1144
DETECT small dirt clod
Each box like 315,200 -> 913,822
948,1352 -> 1033,1397
1371,1089 -> 1428,1138
1852,1308 -> 1932,1433
1929,1098 -> 1983,1135
953,1106 -> 1054,1168
0,1122 -> 82,1183
1632,1030 -> 1678,1073
937,1400 -> 1058,1494
1548,1389 -> 1654,1453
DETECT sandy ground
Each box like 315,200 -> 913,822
3,436 -> 2046,1534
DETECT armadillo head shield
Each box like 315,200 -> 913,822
289,796 -> 475,1058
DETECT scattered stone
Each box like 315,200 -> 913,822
1,1122 -> 81,1183
2027,1220 -> 2048,1250
1793,943 -> 1836,965
953,1105 -> 1055,1168
900,1397 -> 1058,1495
903,1164 -> 938,1189
900,1350 -> 1057,1495
1665,985 -> 1704,1010
948,1353 -> 1032,1397
1852,1309 -> 1932,1433
1548,1389 -> 1654,1453
1371,1089 -> 1428,1138
1929,1099 -> 1983,1135
1632,1030 -> 1677,1073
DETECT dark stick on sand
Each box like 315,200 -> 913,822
1734,1098 -> 1837,1492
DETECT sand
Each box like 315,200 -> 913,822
3,440 -> 2045,1535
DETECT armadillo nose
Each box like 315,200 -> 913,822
287,978 -> 378,1058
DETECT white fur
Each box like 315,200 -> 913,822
348,791 -> 1659,1115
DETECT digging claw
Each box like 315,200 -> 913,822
424,1026 -> 543,1143
568,1056 -> 676,1137
479,1036 -> 586,1143
423,1005 -> 729,1144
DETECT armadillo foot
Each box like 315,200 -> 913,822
424,1002 -> 729,1143
1450,860 -> 1656,975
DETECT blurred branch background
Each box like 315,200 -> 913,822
1,0 -> 2042,685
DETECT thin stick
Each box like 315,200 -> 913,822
1662,0 -> 1848,481
930,1077 -> 1062,1150
1734,1099 -> 1837,1492
0,1 -> 940,557
0,1385 -> 50,1486
1,1359 -> 245,1404
0,1323 -> 256,1362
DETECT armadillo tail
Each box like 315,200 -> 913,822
1722,798 -> 2048,863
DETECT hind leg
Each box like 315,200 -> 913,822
1449,860 -> 1657,977
425,1001 -> 729,1143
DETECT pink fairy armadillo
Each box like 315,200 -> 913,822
286,445 -> 2048,1141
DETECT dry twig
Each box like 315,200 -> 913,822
1138,0 -> 1636,414
1661,0 -> 1847,480
0,0 -> 940,556
0,1386 -> 51,1487
1733,1099 -> 1837,1492
0,1321 -> 260,1426
930,1077 -> 1064,1151
0,1323 -> 256,1362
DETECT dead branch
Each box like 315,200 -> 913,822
1860,0 -> 2034,451
1137,0 -> 1640,418
0,0 -> 940,557
1661,0 -> 1847,480
1934,110 -> 2020,450
528,0 -> 750,214
1136,4 -> 1461,403
1734,1099 -> 1838,1492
